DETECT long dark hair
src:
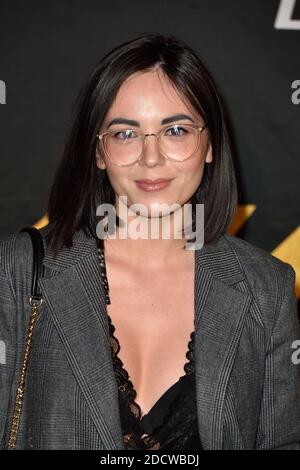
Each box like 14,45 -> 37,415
44,32 -> 238,256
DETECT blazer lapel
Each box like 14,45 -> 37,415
38,228 -> 252,450
194,238 -> 252,449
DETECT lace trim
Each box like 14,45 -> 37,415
123,432 -> 161,450
97,243 -> 111,306
96,240 -> 196,450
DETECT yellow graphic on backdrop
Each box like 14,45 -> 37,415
272,226 -> 300,298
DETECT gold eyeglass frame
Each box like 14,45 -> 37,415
96,123 -> 208,167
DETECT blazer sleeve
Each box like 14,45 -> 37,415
0,261 -> 17,448
255,263 -> 300,449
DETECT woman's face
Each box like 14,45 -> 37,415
96,68 -> 212,218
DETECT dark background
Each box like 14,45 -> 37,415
0,1 -> 299,296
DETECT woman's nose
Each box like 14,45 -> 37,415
137,135 -> 166,167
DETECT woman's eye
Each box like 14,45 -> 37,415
165,126 -> 188,137
113,129 -> 136,140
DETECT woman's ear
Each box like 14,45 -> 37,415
205,141 -> 213,164
96,148 -> 106,170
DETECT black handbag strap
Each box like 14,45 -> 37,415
19,227 -> 45,301
7,226 -> 46,449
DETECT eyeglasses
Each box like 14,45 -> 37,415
96,123 -> 208,167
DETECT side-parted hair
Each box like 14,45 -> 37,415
44,32 -> 238,255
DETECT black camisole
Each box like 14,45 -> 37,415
97,239 -> 203,450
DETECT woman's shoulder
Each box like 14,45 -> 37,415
222,232 -> 296,292
0,230 -> 35,269
0,230 -> 36,296
0,226 -> 95,278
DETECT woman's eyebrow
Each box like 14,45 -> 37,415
106,114 -> 195,129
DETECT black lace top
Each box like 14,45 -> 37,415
97,240 -> 203,450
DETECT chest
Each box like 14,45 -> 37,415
104,257 -> 195,415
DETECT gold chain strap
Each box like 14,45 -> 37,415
7,296 -> 43,449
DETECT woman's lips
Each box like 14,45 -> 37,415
134,178 -> 174,192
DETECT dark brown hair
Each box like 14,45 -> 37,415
44,32 -> 238,255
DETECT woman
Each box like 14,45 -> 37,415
0,32 -> 300,450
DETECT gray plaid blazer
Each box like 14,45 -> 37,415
0,227 -> 300,450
